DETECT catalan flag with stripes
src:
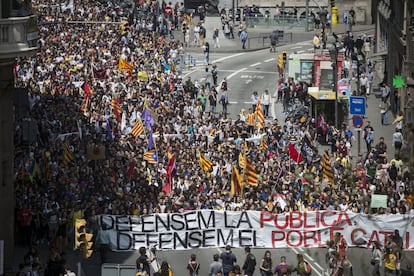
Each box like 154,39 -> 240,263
322,152 -> 334,185
245,159 -> 259,186
118,57 -> 134,72
255,100 -> 265,124
259,136 -> 268,151
231,165 -> 243,196
131,119 -> 144,137
143,149 -> 158,164
63,141 -> 74,165
199,151 -> 213,172
111,98 -> 122,121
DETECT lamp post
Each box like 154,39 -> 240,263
329,45 -> 339,129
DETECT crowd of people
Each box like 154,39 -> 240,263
12,0 -> 414,275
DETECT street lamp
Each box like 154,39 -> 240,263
329,44 -> 339,129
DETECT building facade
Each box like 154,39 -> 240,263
0,0 -> 38,274
376,0 -> 414,166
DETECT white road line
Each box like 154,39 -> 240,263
229,101 -> 238,104
291,46 -> 302,49
306,48 -> 315,51
250,62 -> 261,67
213,53 -> 245,63
296,50 -> 305,54
264,58 -> 275,62
227,67 -> 248,79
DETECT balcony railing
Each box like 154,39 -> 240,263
0,15 -> 38,60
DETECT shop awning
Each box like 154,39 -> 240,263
308,91 -> 348,101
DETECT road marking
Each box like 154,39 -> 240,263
213,53 -> 245,63
264,58 -> 275,62
291,46 -> 302,49
227,67 -> 247,79
306,48 -> 315,51
250,62 -> 261,67
245,79 -> 252,84
296,50 -> 305,54
229,101 -> 238,104
296,41 -> 312,46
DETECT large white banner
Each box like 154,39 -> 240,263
99,211 -> 414,251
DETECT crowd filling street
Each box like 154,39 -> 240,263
12,0 -> 414,275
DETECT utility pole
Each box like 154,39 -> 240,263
305,0 -> 309,32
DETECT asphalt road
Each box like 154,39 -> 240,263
13,34 -> 409,276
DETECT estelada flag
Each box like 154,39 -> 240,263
63,141 -> 74,165
245,159 -> 259,186
119,57 -> 133,72
143,150 -> 158,164
231,165 -> 243,196
259,136 -> 268,151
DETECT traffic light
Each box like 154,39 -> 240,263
277,53 -> 284,69
75,219 -> 93,259
282,52 -> 287,66
330,0 -> 335,7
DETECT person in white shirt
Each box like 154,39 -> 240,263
261,89 -> 271,118
250,91 -> 259,111
193,24 -> 200,46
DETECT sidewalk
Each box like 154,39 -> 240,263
178,16 -> 375,53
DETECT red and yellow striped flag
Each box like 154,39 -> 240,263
111,98 -> 121,121
245,159 -> 259,186
259,136 -> 268,151
322,152 -> 334,185
131,119 -> 144,137
199,151 -> 213,172
231,165 -> 243,196
255,100 -> 265,124
119,57 -> 133,72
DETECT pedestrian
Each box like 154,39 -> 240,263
261,89 -> 271,117
203,42 -> 210,65
392,129 -> 404,156
220,245 -> 237,276
259,250 -> 273,276
219,88 -> 229,114
360,74 -> 368,96
371,241 -> 382,276
363,121 -> 375,153
240,28 -> 248,49
209,88 -> 217,113
97,223 -> 111,264
213,28 -> 220,48
193,23 -> 200,47
349,7 -> 355,32
199,24 -> 206,47
136,247 -> 152,276
274,256 -> 291,276
293,254 -> 311,276
209,254 -> 223,276
211,64 -> 218,86
242,247 -> 256,276
250,91 -> 259,111
187,254 -> 200,276
383,247 -> 398,276
380,82 -> 391,102
269,30 -> 278,52
338,255 -> 353,276
204,67 -> 212,92
158,261 -> 173,276
379,100 -> 389,125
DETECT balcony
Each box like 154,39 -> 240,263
0,15 -> 38,60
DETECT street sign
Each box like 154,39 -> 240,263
352,115 -> 364,128
349,96 -> 366,115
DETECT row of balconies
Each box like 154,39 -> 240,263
0,15 -> 38,60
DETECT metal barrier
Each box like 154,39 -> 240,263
245,16 -> 314,31
246,32 -> 293,49
101,263 -> 136,276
